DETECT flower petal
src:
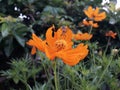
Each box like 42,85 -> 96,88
46,25 -> 57,47
57,26 -> 73,42
26,33 -> 45,53
84,6 -> 93,19
94,12 -> 106,21
31,46 -> 36,55
73,33 -> 93,40
57,44 -> 89,66
45,45 -> 56,60
94,7 -> 99,16
83,19 -> 89,26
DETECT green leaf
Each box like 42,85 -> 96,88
10,22 -> 30,47
1,23 -> 10,38
43,6 -> 66,15
12,23 -> 29,35
13,33 -> 25,47
4,37 -> 14,57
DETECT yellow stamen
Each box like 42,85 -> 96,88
55,39 -> 67,51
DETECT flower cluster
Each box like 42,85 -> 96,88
27,25 -> 89,66
83,6 -> 106,28
75,6 -> 107,41
26,6 -> 112,66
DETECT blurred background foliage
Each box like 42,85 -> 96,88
0,0 -> 120,62
0,0 -> 120,57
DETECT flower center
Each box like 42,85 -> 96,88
55,39 -> 67,52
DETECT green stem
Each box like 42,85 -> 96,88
42,63 -> 49,80
54,61 -> 59,90
104,37 -> 111,55
97,56 -> 113,86
22,80 -> 31,90
89,26 -> 93,34
38,52 -> 49,80
26,83 -> 32,90
21,73 -> 32,90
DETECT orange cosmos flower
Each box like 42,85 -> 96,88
27,25 -> 89,66
105,30 -> 117,39
82,19 -> 99,28
84,6 -> 106,21
73,32 -> 93,40
44,25 -> 74,60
